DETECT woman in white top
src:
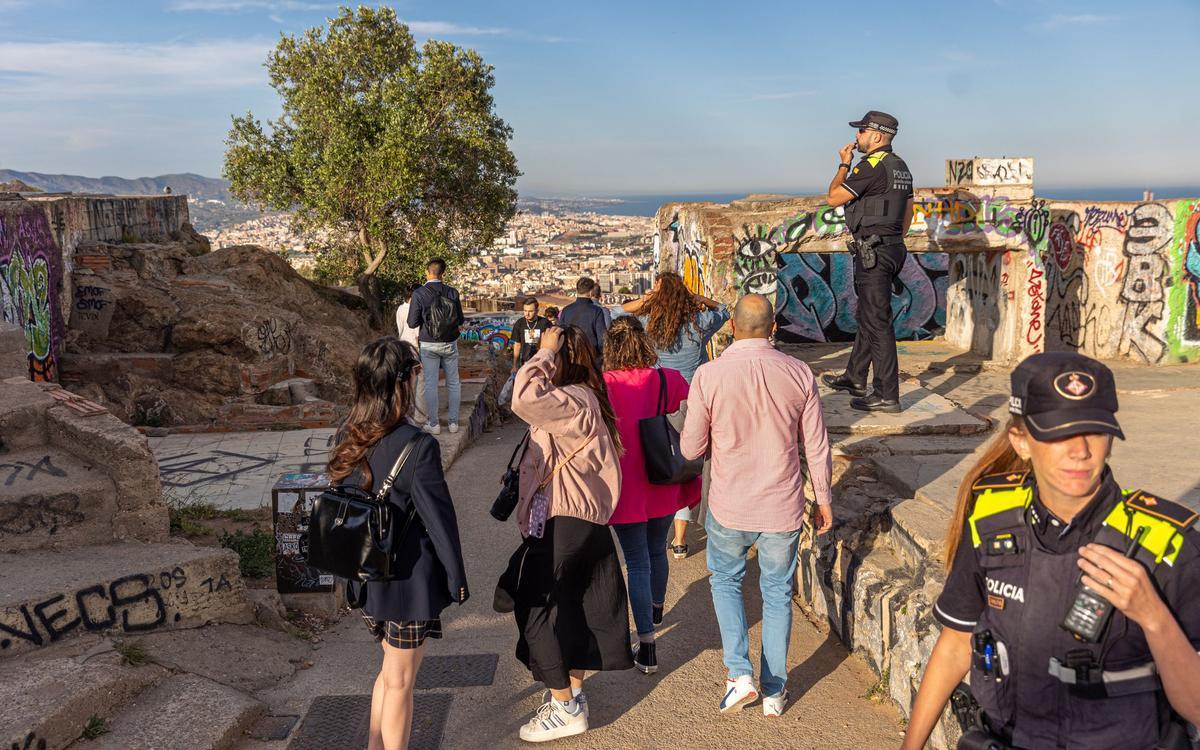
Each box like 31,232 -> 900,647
395,284 -> 429,425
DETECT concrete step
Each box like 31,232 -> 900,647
79,673 -> 264,750
0,647 -> 165,750
0,447 -> 117,553
0,542 -> 253,660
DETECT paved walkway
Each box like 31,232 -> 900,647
148,384 -> 485,510
243,420 -> 904,749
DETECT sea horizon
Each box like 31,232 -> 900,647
527,186 -> 1200,217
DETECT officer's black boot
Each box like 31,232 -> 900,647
822,372 -> 868,398
850,393 -> 902,413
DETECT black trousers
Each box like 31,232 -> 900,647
845,240 -> 908,401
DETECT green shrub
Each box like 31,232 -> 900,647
219,528 -> 275,578
82,715 -> 109,739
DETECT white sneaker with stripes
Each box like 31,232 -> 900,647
719,675 -> 759,714
519,698 -> 587,742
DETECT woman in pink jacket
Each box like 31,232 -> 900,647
507,324 -> 634,743
602,317 -> 702,675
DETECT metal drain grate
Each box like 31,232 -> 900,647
415,653 -> 499,689
287,693 -> 452,750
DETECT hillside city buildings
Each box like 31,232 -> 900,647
202,207 -> 656,312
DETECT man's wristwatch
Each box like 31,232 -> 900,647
839,162 -> 852,171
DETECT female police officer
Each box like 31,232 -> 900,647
901,352 -> 1200,750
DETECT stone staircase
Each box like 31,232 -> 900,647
0,376 -> 262,750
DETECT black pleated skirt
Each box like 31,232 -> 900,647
507,515 -> 634,689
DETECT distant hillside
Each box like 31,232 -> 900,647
0,169 -> 268,231
0,169 -> 233,201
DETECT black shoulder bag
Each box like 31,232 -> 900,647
490,430 -> 531,521
639,368 -> 704,485
307,436 -> 421,604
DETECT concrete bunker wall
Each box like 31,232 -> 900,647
655,193 -> 1200,365
0,195 -> 189,382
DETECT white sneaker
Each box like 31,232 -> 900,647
448,422 -> 459,434
423,422 -> 441,435
762,688 -> 788,717
519,698 -> 587,742
540,690 -> 589,720
719,675 -> 758,714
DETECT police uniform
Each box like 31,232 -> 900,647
934,352 -> 1200,749
840,110 -> 914,409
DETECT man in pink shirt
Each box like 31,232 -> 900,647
680,293 -> 834,717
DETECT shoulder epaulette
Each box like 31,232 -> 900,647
1124,490 -> 1198,529
971,471 -> 1031,493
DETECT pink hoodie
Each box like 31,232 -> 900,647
510,348 -> 622,536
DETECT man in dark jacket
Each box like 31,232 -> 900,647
557,277 -> 609,357
407,258 -> 466,434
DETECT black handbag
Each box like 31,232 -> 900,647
639,368 -> 703,485
307,436 -> 421,598
490,430 -> 530,521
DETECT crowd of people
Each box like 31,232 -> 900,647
327,254 -> 1200,750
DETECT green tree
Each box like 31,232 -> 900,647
224,5 -> 519,328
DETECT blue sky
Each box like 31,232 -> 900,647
0,0 -> 1196,196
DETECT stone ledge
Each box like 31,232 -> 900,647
83,672 -> 264,750
0,649 -> 165,750
0,447 -> 118,553
0,542 -> 252,659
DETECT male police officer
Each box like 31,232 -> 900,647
822,110 -> 914,413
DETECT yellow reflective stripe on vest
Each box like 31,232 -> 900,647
1103,500 -> 1184,566
866,151 -> 889,168
968,486 -> 1034,547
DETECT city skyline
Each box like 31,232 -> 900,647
0,0 -> 1196,195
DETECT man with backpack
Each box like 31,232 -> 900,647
407,258 -> 466,435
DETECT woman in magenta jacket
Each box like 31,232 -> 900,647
602,316 -> 701,675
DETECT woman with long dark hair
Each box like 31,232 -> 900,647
602,317 -> 700,674
614,272 -> 729,558
505,324 -> 633,743
902,353 -> 1200,749
327,337 -> 468,750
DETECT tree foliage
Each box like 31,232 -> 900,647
224,5 -> 519,326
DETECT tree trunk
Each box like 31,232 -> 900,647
357,272 -> 387,331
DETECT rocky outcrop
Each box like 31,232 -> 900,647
59,240 -> 372,429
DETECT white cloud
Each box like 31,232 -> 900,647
403,20 -> 510,36
1036,14 -> 1121,31
941,49 -> 975,63
0,39 -> 273,100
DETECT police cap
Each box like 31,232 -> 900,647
849,110 -> 899,136
1008,352 -> 1124,442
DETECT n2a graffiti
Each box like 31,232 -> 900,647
776,252 -> 948,343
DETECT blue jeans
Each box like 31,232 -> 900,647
612,514 -> 675,636
419,341 -> 461,424
704,512 -> 800,697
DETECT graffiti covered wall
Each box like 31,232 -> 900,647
460,312 -> 520,350
0,202 -> 63,381
657,192 -> 1200,365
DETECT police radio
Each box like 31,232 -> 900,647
1061,526 -> 1146,642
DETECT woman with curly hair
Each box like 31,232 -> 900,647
602,316 -> 700,674
613,272 -> 730,557
327,336 -> 468,750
